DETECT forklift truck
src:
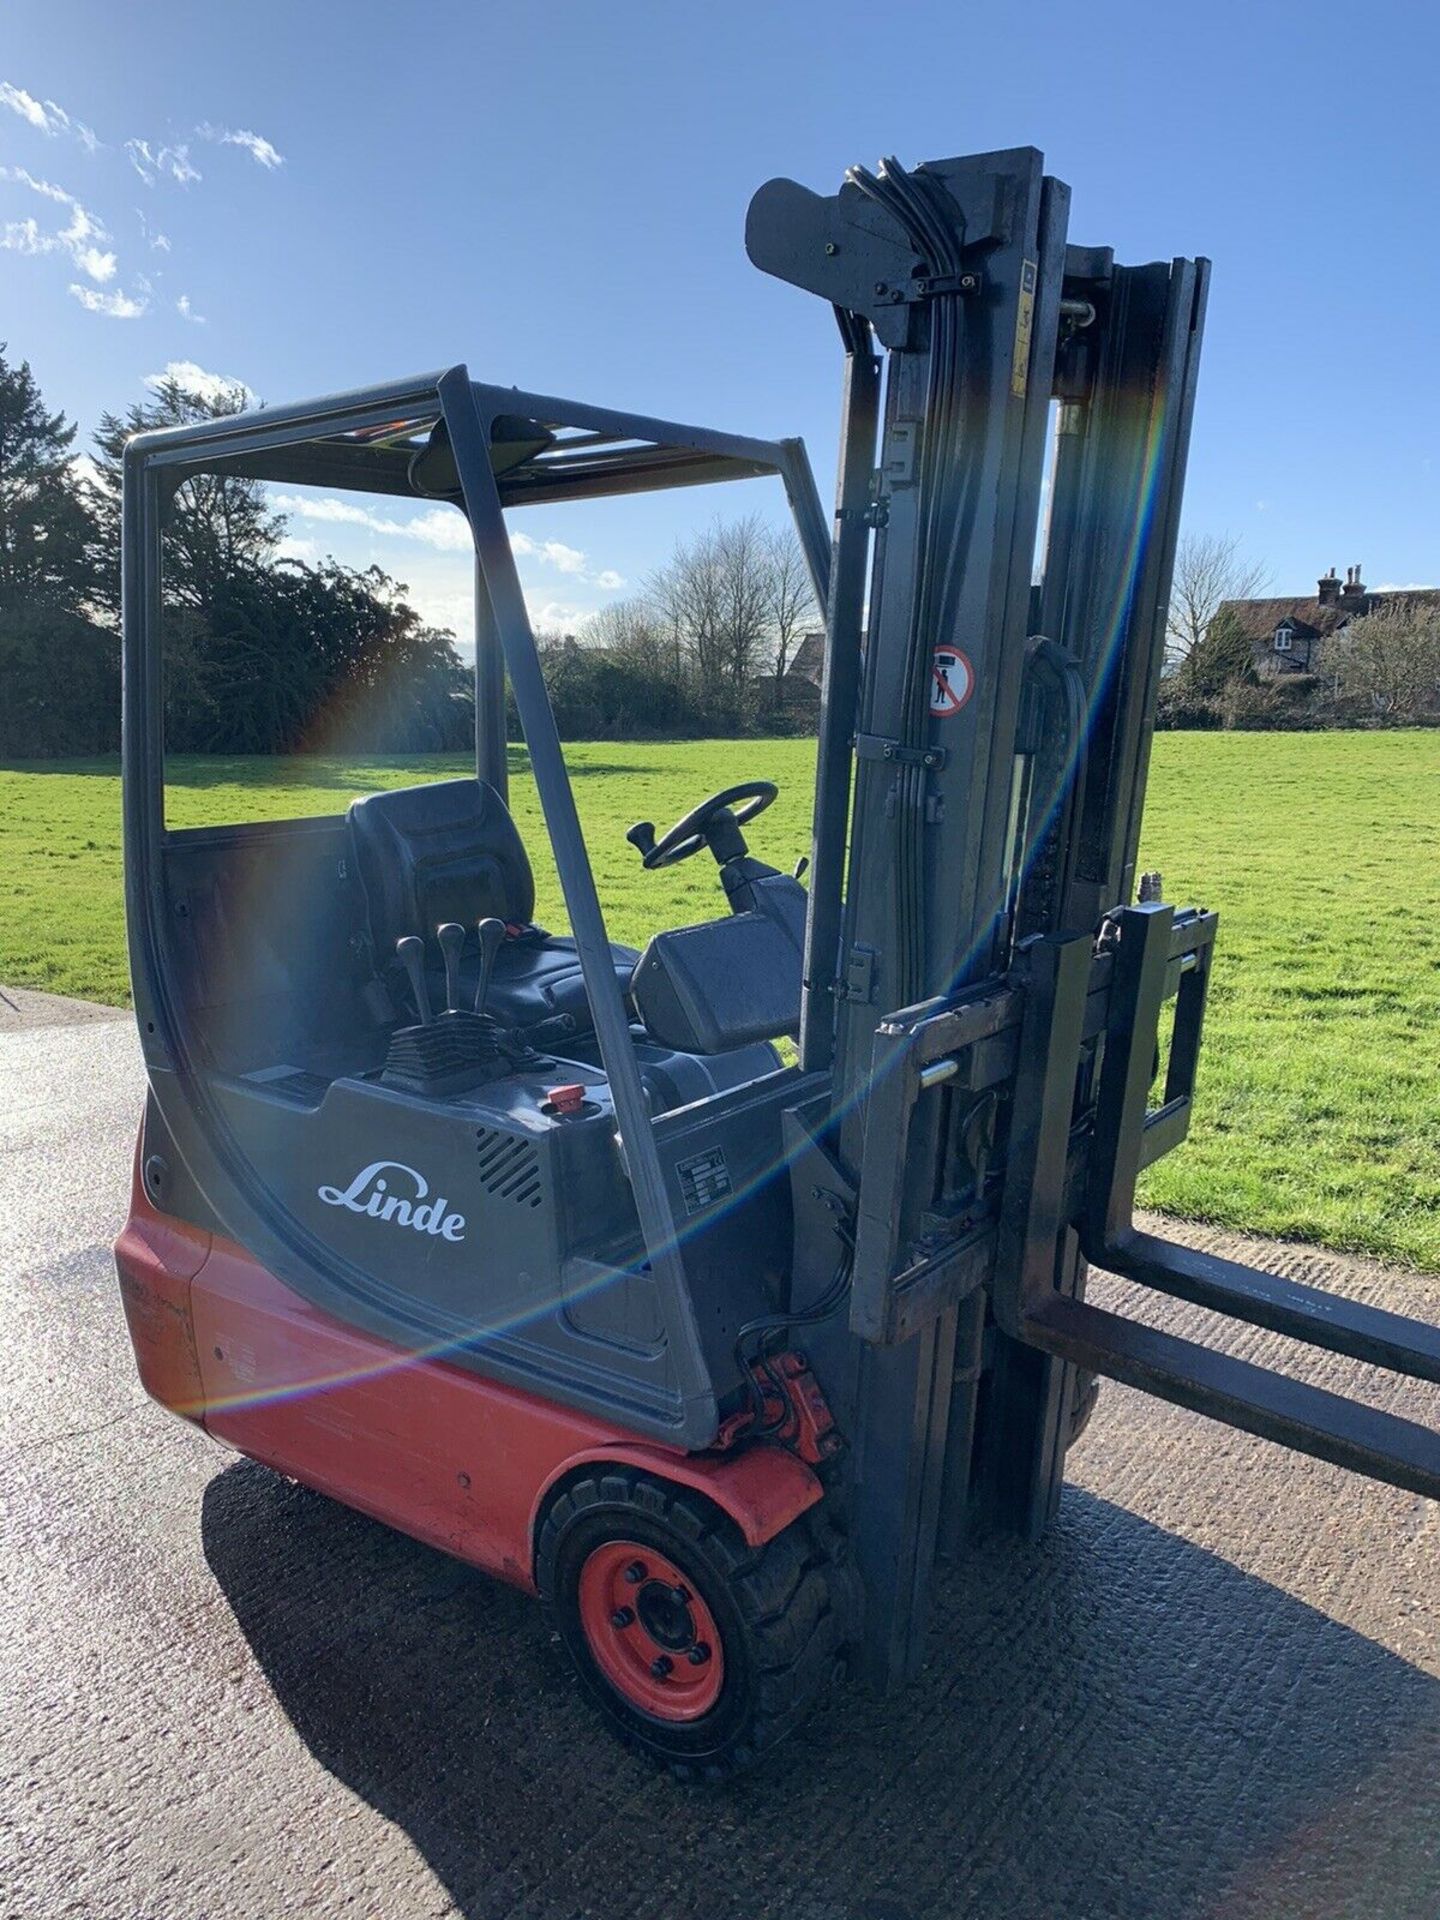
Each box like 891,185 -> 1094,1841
114,148 -> 1440,1778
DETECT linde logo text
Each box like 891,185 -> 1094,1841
317,1160 -> 466,1242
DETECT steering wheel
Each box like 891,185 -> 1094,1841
628,780 -> 778,870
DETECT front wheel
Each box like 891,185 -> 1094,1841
537,1467 -> 845,1780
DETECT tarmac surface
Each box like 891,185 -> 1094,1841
2,988 -> 1437,1920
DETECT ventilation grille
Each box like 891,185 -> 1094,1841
476,1126 -> 544,1208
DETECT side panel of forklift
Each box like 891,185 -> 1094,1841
116,1150 -> 826,1578
115,145 -> 1440,1776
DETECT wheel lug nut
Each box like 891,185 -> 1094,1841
673,1584 -> 691,1604
650,1655 -> 673,1679
623,1560 -> 647,1584
686,1642 -> 712,1666
610,1607 -> 634,1629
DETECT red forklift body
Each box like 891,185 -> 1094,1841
117,1149 -> 823,1590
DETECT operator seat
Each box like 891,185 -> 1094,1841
347,779 -> 637,1040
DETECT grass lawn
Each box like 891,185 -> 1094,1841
2,733 -> 1436,1271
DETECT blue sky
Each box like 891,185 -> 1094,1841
4,0 -> 1438,650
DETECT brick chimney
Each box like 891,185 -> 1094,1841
1339,563 -> 1368,613
1317,566 -> 1341,606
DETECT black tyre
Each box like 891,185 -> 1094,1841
537,1467 -> 845,1781
1068,1367 -> 1101,1449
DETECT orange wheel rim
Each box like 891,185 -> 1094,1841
576,1539 -> 726,1721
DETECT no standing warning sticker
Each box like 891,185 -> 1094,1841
930,646 -> 975,717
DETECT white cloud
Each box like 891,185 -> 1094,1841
1,167 -> 116,280
271,493 -> 472,551
262,491 -> 625,636
200,123 -> 285,169
74,243 -> 116,282
0,82 -> 100,148
510,532 -> 623,589
0,82 -> 55,131
525,595 -> 589,633
1,165 -> 71,203
276,535 -> 318,563
70,283 -> 145,318
125,138 -> 201,187
267,498 -> 623,593
145,360 -> 254,405
176,293 -> 205,323
125,122 -> 286,190
510,531 -> 588,575
2,216 -> 46,254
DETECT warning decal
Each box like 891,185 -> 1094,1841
930,646 -> 975,717
1011,258 -> 1037,398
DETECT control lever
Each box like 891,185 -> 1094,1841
437,922 -> 464,1014
396,935 -> 432,1025
625,821 -> 657,862
473,916 -> 506,1016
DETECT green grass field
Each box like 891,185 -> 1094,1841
2,733 -> 1437,1270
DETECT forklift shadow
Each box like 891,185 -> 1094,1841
202,1458 -> 1440,1920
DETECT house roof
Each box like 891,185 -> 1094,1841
785,631 -> 827,686
1220,596 -> 1354,644
1220,586 -> 1440,645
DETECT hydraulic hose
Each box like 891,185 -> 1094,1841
844,157 -> 970,1003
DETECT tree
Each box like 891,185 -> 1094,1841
764,525 -> 818,702
1165,532 -> 1268,675
0,344 -> 94,614
0,603 -> 119,756
1178,605 -> 1257,700
0,345 -> 112,755
648,521 -> 736,719
153,556 -> 470,755
86,368 -> 279,620
584,596 -> 676,685
647,513 -> 812,728
1328,600 -> 1440,722
539,614 -> 697,739
82,363 -> 470,755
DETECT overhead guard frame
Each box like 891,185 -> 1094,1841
122,365 -> 830,1451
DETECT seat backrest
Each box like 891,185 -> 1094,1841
630,873 -> 806,1054
347,779 -> 535,956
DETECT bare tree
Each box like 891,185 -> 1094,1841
1328,599 -> 1440,721
584,596 -> 673,679
765,526 -> 818,702
1166,532 -> 1268,674
647,513 -> 778,724
714,515 -> 774,705
648,527 -> 722,695
534,627 -> 583,702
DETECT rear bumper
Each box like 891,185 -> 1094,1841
113,1144 -> 211,1423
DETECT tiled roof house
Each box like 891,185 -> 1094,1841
1222,565 -> 1440,676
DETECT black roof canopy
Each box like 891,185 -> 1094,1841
130,368 -> 790,512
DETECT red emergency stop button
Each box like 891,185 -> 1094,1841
547,1083 -> 587,1115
